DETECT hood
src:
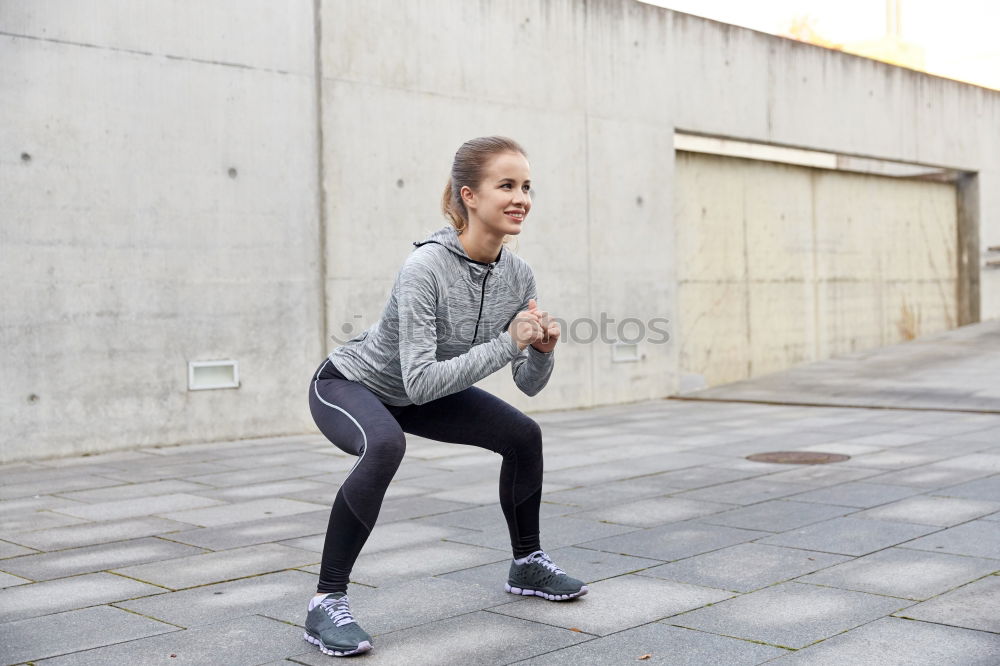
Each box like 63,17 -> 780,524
412,226 -> 503,266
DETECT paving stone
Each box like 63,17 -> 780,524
55,479 -> 212,503
567,497 -> 736,527
901,520 -> 1000,559
0,572 -> 165,622
847,450 -> 951,469
674,479 -> 814,505
758,516 -> 940,556
116,569 -> 316,627
0,494 -> 89,513
0,604 -> 178,664
699,500 -> 853,532
669,581 -> 907,649
755,464 -> 882,487
181,465 -> 322,489
517,621 -> 788,665
167,509 -> 330,550
542,478 -> 681,511
377,496 -> 478,523
0,571 -> 32,587
187,479 -> 331,502
426,480 -> 569,505
797,547 -> 1000,600
852,495 -> 1000,526
439,545 -> 662,588
786,482 -> 923,508
36,614 -> 307,665
1,509 -> 88,533
291,610 -> 587,666
639,543 -> 851,592
844,432 -> 939,447
159,497 -> 323,528
937,453 -> 1000,473
0,536 -> 207,581
443,516 -> 639,551
544,453 -> 720,486
580,522 -> 768,561
112,543 -> 319,590
313,541 -> 509,587
3,516 -> 192,551
50,493 -> 225,522
413,501 -> 573,532
897,575 -> 1000,633
95,461 -> 235,483
0,474 -> 124,501
769,616 -> 1000,665
865,464 -> 995,489
630,465 -> 768,490
936,475 -> 1000,502
281,520 -> 473,556
493,574 -> 732,636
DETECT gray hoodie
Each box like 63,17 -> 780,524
327,225 -> 555,406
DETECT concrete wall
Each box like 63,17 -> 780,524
1,1 -> 322,463
3,0 -> 998,461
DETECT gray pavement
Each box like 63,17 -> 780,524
2,324 -> 1000,664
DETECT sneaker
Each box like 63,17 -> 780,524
304,592 -> 373,657
506,550 -> 589,601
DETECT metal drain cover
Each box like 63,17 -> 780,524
746,451 -> 850,464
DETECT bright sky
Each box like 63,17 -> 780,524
640,0 -> 1000,90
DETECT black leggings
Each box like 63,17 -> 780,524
308,358 -> 544,594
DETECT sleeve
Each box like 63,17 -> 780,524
510,268 -> 555,397
397,257 -> 521,405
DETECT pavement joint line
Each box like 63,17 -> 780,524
657,621 -> 799,651
109,603 -> 188,630
478,606 -> 602,637
670,395 -> 1000,416
103,570 -> 174,591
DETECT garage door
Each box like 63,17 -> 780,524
676,151 -> 958,389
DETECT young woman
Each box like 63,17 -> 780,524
304,136 -> 587,657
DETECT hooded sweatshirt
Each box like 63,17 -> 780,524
326,225 -> 555,406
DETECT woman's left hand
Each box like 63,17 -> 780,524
527,299 -> 560,353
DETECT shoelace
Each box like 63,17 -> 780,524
527,551 -> 565,576
319,595 -> 356,627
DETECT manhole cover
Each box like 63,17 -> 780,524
746,451 -> 850,464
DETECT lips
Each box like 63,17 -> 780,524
504,210 -> 525,221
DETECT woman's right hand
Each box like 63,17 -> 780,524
508,308 -> 544,351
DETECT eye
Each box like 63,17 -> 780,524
500,183 -> 512,189
522,185 -> 531,193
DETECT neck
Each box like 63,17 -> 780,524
458,219 -> 504,263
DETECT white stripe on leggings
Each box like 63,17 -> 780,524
313,359 -> 368,482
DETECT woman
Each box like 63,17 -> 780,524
305,136 -> 586,657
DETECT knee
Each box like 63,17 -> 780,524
510,417 -> 543,453
368,430 -> 406,467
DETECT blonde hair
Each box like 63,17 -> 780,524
441,136 -> 527,245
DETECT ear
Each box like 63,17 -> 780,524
460,185 -> 476,209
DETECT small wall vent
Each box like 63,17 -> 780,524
611,342 -> 641,363
188,360 -> 240,390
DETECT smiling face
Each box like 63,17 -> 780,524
461,151 -> 532,237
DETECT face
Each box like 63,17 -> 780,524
461,151 -> 532,237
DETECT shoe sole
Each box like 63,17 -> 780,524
505,582 -> 589,601
304,630 -> 372,657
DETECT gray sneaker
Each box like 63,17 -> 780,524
304,592 -> 373,657
506,550 -> 588,601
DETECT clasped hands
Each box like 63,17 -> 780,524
508,298 -> 561,353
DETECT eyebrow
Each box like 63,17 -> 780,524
497,177 -> 531,185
